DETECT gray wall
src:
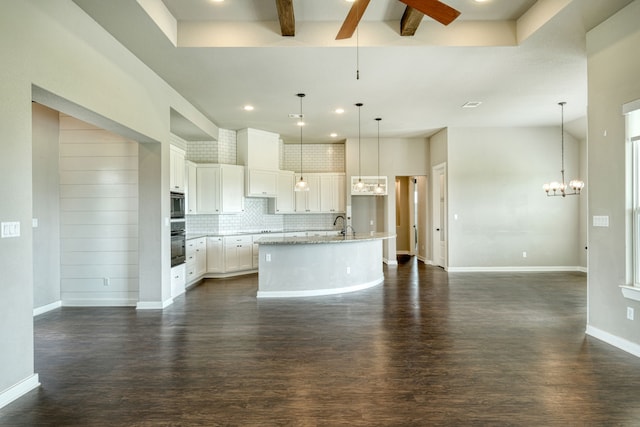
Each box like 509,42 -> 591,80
447,127 -> 583,270
586,0 -> 640,347
32,103 -> 61,310
0,0 -> 216,403
346,136 -> 430,263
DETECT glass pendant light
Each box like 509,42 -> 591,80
353,102 -> 365,192
374,117 -> 385,195
294,93 -> 309,192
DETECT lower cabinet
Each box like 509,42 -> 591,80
186,237 -> 207,285
224,235 -> 253,272
206,236 -> 224,273
170,264 -> 186,298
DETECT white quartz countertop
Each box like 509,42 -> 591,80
255,232 -> 395,245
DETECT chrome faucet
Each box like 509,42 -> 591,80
342,225 -> 356,237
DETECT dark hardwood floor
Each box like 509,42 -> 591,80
3,257 -> 640,426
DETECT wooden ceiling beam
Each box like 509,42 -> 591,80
400,6 -> 424,36
275,0 -> 295,37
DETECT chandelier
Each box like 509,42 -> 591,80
543,102 -> 584,197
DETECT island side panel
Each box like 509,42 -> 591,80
258,240 -> 383,297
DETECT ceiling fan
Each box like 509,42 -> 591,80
336,0 -> 461,40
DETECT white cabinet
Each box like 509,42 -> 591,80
246,169 -> 278,197
220,164 -> 245,213
224,235 -> 253,272
193,164 -> 244,214
185,161 -> 197,214
196,164 -> 220,214
294,174 -> 321,213
270,171 -> 295,213
320,173 -> 346,213
237,128 -> 280,171
170,145 -> 186,193
170,263 -> 186,298
186,237 -> 207,285
206,237 -> 224,273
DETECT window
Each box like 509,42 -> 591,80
622,100 -> 640,300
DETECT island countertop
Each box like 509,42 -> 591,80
255,231 -> 395,245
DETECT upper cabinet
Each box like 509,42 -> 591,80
237,128 -> 280,197
191,163 -> 244,214
185,161 -> 197,214
169,145 -> 186,193
320,173 -> 346,213
295,173 -> 346,214
269,171 -> 295,214
237,128 -> 280,170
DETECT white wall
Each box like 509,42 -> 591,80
586,0 -> 640,349
59,115 -> 139,306
0,0 -> 217,406
447,127 -> 583,270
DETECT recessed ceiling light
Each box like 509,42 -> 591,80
474,0 -> 490,3
462,101 -> 482,108
211,0 -> 224,3
297,121 -> 305,127
243,105 -> 254,111
335,108 -> 345,114
330,133 -> 338,138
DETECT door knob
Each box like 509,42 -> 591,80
436,228 -> 440,231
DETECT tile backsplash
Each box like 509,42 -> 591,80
183,129 -> 345,235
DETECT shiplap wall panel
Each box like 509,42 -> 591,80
60,184 -> 138,198
61,251 -> 138,266
60,224 -> 138,238
60,211 -> 138,225
59,156 -> 138,171
60,265 -> 138,280
61,278 -> 139,292
59,114 -> 139,306
60,142 -> 138,157
59,171 -> 138,185
60,198 -> 138,212
62,238 -> 138,252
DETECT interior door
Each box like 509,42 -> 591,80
432,163 -> 447,268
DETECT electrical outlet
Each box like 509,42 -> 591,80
627,307 -> 635,320
265,253 -> 271,262
346,267 -> 351,274
103,277 -> 110,287
522,251 -> 527,258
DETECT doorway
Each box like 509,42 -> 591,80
432,163 -> 447,269
395,176 -> 428,261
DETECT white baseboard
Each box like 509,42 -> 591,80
257,277 -> 383,298
383,258 -> 398,266
446,266 -> 586,273
586,325 -> 640,358
136,298 -> 174,310
0,374 -> 40,410
33,300 -> 62,317
62,299 -> 137,307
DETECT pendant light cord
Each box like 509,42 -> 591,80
356,0 -> 360,80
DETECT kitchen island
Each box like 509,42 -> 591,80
255,232 -> 394,298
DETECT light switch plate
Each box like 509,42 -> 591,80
1,221 -> 21,238
593,215 -> 609,227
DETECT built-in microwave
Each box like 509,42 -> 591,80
170,192 -> 185,219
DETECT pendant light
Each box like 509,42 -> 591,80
542,102 -> 585,197
353,102 -> 365,192
374,117 -> 385,195
294,93 -> 309,192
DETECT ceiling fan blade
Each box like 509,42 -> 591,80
399,0 -> 460,26
336,0 -> 371,40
